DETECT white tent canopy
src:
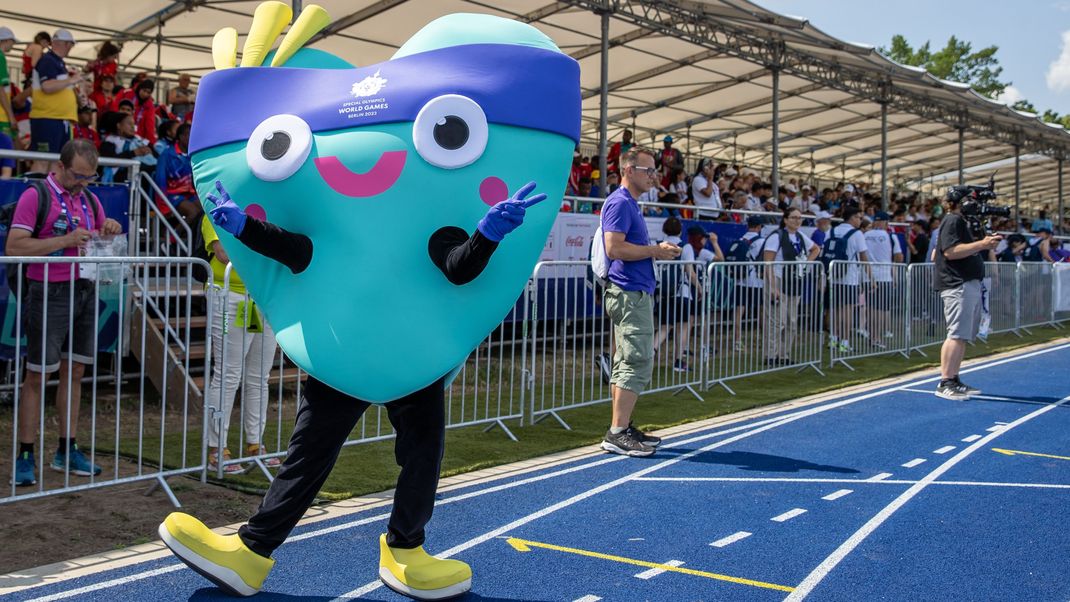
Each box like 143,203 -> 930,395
2,0 -> 1065,217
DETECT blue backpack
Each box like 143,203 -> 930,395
725,234 -> 755,263
819,226 -> 859,268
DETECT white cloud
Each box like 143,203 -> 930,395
1047,30 -> 1070,92
996,85 -> 1025,106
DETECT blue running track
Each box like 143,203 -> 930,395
5,341 -> 1069,602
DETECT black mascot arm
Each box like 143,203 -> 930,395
428,227 -> 499,285
236,218 -> 314,275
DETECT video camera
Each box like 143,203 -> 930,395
946,176 -> 1011,237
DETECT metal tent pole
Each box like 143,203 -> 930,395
598,9 -> 609,196
1059,158 -> 1065,236
880,101 -> 888,211
771,66 -> 780,194
1014,145 -> 1021,227
963,126 -> 971,184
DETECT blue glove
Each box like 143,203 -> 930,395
477,181 -> 548,242
204,180 -> 248,236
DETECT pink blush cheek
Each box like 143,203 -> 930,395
479,177 -> 509,206
246,204 -> 267,221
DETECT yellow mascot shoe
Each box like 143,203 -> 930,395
158,512 -> 274,597
378,534 -> 472,600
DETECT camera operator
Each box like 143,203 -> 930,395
933,191 -> 1002,400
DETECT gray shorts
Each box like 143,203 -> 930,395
940,280 -> 982,342
23,280 -> 98,373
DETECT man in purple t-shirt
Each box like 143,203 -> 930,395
600,147 -> 680,457
5,139 -> 122,486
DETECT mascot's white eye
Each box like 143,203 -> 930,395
413,95 -> 488,169
246,114 -> 313,181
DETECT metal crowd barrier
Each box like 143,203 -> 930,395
1056,264 -> 1070,324
984,262 -> 1019,336
703,261 -> 825,393
1017,261 -> 1057,332
905,263 -> 946,354
1,256 -> 211,507
827,261 -> 910,369
4,252 -> 1068,505
207,264 -> 529,479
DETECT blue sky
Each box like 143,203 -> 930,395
755,0 -> 1069,115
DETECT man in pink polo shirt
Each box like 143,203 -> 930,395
5,138 -> 122,486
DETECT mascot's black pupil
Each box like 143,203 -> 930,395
262,131 -> 291,161
433,116 -> 468,150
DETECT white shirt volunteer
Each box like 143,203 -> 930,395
830,222 -> 868,285
691,173 -> 721,218
863,229 -> 903,282
739,231 -> 764,288
763,229 -> 816,281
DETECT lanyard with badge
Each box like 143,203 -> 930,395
47,176 -> 93,243
48,177 -> 94,279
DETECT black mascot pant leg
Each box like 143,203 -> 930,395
384,376 -> 446,549
238,375 -> 446,557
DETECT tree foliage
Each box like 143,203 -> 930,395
880,34 -> 1008,99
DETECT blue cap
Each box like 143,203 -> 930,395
746,216 -> 764,228
664,135 -> 673,143
874,211 -> 891,221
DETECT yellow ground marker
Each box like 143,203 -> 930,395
505,537 -> 794,592
992,448 -> 1070,461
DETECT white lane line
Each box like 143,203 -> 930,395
822,489 -> 853,501
901,458 -> 927,468
710,531 -> 752,548
574,596 -> 602,602
23,566 -> 184,602
636,477 -> 907,484
32,341 -> 1070,602
635,559 -> 685,579
933,446 -> 956,454
962,434 -> 982,442
786,393 -> 1070,601
867,472 -> 894,481
635,476 -> 1070,490
771,508 -> 808,522
986,425 -> 1005,432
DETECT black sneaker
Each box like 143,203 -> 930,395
601,428 -> 655,457
935,379 -> 971,401
627,422 -> 661,447
953,376 -> 981,396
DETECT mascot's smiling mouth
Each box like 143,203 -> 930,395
313,150 -> 407,197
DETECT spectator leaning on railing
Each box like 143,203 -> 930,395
824,206 -> 873,354
600,146 -> 680,457
5,139 -> 123,486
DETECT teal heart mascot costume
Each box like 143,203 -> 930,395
157,2 -> 579,599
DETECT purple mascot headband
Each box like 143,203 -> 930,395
190,44 -> 581,154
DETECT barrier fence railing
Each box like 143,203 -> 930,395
984,262 -> 1019,336
1018,261 -> 1057,332
207,263 -> 529,479
828,261 -> 910,369
1056,264 -> 1070,324
1,256 -> 211,507
905,263 -> 946,354
703,261 -> 825,393
3,254 -> 1067,505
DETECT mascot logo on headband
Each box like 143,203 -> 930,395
351,70 -> 387,98
190,2 -> 580,403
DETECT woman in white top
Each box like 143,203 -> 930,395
691,158 -> 721,219
762,207 -> 820,365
